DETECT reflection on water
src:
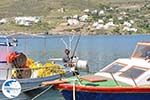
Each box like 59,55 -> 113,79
1,35 -> 150,99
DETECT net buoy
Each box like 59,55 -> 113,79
7,52 -> 17,63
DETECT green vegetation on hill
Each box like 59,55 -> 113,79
0,0 -> 149,35
0,0 -> 147,18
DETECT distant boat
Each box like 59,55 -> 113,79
0,36 -> 71,92
43,41 -> 150,100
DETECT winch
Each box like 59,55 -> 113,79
7,52 -> 27,68
7,52 -> 31,79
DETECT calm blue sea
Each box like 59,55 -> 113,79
1,34 -> 150,100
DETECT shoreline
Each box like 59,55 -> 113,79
0,31 -> 149,36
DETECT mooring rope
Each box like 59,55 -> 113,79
73,80 -> 76,100
22,85 -> 46,93
31,85 -> 52,100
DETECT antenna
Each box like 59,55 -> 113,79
61,38 -> 68,49
69,35 -> 74,50
61,35 -> 75,51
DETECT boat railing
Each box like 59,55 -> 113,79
109,72 -> 120,86
0,66 -> 66,80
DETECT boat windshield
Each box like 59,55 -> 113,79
132,44 -> 150,59
102,63 -> 126,73
119,66 -> 146,79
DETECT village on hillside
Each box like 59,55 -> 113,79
0,1 -> 149,35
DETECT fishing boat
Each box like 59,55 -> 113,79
43,41 -> 150,100
0,36 -> 72,92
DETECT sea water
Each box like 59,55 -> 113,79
1,34 -> 150,100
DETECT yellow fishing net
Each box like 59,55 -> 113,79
11,58 -> 66,79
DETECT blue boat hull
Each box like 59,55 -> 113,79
0,71 -> 72,92
61,90 -> 150,100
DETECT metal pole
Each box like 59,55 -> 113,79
6,68 -> 9,79
71,34 -> 81,59
110,72 -> 120,86
130,73 -> 138,87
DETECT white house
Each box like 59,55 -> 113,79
15,16 -> 41,26
120,11 -> 127,15
79,15 -> 88,22
105,22 -> 115,27
123,21 -> 132,27
92,21 -> 104,30
118,17 -> 123,20
109,18 -> 113,22
98,10 -> 105,16
98,19 -> 104,24
96,24 -> 104,30
123,27 -> 130,31
92,22 -> 99,27
123,27 -> 137,32
83,9 -> 90,13
67,19 -> 79,26
130,28 -> 137,32
91,10 -> 98,15
73,15 -> 79,19
0,18 -> 7,24
130,20 -> 134,24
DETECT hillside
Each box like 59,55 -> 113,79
0,0 -> 148,17
0,0 -> 149,35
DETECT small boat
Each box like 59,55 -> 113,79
43,41 -> 150,100
0,36 -> 71,92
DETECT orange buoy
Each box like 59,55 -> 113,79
7,52 -> 17,63
7,52 -> 27,68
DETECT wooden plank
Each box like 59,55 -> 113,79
80,75 -> 107,82
41,79 -> 68,86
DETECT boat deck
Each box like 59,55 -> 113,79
67,75 -> 130,87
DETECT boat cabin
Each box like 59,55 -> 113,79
96,41 -> 150,86
0,36 -> 17,80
